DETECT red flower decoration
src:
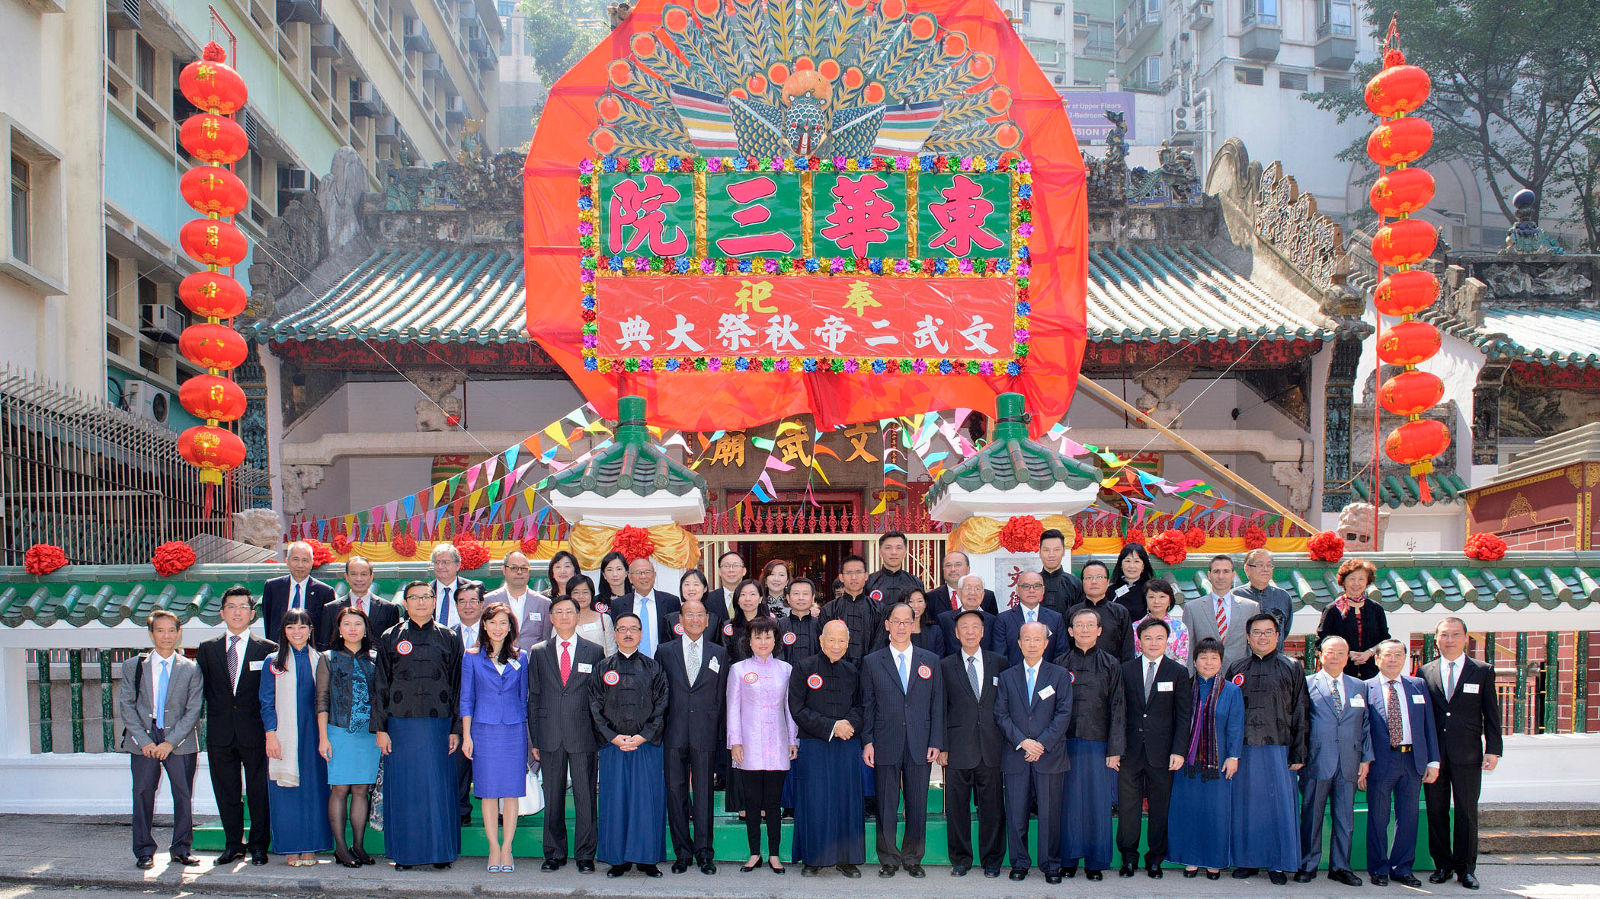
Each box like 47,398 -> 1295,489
1147,529 -> 1188,565
1184,526 -> 1208,548
1123,527 -> 1147,547
613,525 -> 656,563
302,538 -> 334,568
998,515 -> 1045,553
152,540 -> 197,577
1072,528 -> 1084,550
520,535 -> 541,556
1243,524 -> 1269,550
330,532 -> 353,555
456,537 -> 491,571
1307,530 -> 1345,562
24,543 -> 68,576
1464,532 -> 1507,561
391,530 -> 418,559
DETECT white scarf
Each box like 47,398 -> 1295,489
269,646 -> 320,788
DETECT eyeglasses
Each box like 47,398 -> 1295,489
222,602 -> 253,611
1247,562 -> 1275,570
615,625 -> 642,634
1018,583 -> 1045,590
504,565 -> 531,573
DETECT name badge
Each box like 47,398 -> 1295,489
708,656 -> 721,673
1038,684 -> 1055,699
1114,584 -> 1130,598
510,659 -> 521,671
1156,681 -> 1174,692
248,660 -> 264,671
1350,695 -> 1365,708
1411,693 -> 1425,705
531,612 -> 542,621
992,676 -> 1000,686
1463,683 -> 1480,694
576,662 -> 593,674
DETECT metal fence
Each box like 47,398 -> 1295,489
0,367 -> 270,565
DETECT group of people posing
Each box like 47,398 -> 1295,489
117,530 -> 1499,890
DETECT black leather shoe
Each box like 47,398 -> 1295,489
541,858 -> 564,872
1063,864 -> 1078,878
983,866 -> 1001,878
1147,863 -> 1164,879
769,860 -> 786,875
1045,871 -> 1064,884
672,859 -> 691,874
1459,871 -> 1480,890
1120,862 -> 1137,877
1206,870 -> 1221,880
640,864 -> 662,878
172,854 -> 203,866
951,864 -> 970,876
1183,868 -> 1200,878
801,865 -> 819,876
1269,870 -> 1289,885
700,860 -> 717,875
577,859 -> 595,873
1430,870 -> 1454,884
905,864 -> 924,878
1394,874 -> 1423,887
1330,869 -> 1364,886
837,863 -> 861,878
741,860 -> 760,873
878,863 -> 897,877
432,862 -> 451,870
1294,871 -> 1316,883
1372,873 -> 1390,886
249,849 -> 269,866
355,849 -> 375,865
1086,869 -> 1104,881
1233,867 -> 1259,879
216,847 -> 246,864
136,857 -> 154,870
1009,867 -> 1028,881
395,864 -> 413,871
607,863 -> 632,877
460,814 -> 474,828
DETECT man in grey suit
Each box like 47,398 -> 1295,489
1182,555 -> 1259,672
118,610 -> 204,869
485,550 -> 552,651
1295,636 -> 1371,886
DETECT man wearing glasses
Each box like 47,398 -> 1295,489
1234,550 -> 1291,652
486,550 -> 551,651
988,571 -> 1064,667
1225,614 -> 1309,886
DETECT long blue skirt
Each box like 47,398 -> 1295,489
469,721 -> 528,799
382,717 -> 461,865
267,683 -> 333,854
598,743 -> 666,865
1168,766 -> 1232,869
792,737 -> 865,866
1059,738 -> 1115,869
1229,745 -> 1300,870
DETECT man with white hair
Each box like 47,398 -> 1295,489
429,543 -> 481,629
262,541 -> 334,639
926,552 -> 999,616
937,575 -> 996,656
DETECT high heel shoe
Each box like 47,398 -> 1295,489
354,849 -> 375,866
1183,868 -> 1199,878
335,849 -> 361,869
741,859 -> 760,872
1206,870 -> 1222,880
769,859 -> 786,874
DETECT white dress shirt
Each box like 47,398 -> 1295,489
1382,676 -> 1412,744
224,627 -> 251,689
288,576 -> 311,609
434,579 -> 461,624
962,649 -> 984,691
501,589 -> 529,626
1318,669 -> 1345,709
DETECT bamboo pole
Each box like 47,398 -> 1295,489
1074,375 -> 1319,535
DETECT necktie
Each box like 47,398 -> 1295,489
1333,678 -> 1343,712
1026,665 -> 1037,706
641,597 -> 655,656
155,658 -> 170,729
1025,607 -> 1036,624
1446,661 -> 1458,700
353,594 -> 364,614
1387,681 -> 1404,746
967,655 -> 980,697
227,636 -> 240,693
898,651 -> 909,692
440,585 -> 451,627
560,641 -> 572,686
291,583 -> 302,610
1215,597 -> 1228,639
1145,658 -> 1156,699
688,640 -> 700,686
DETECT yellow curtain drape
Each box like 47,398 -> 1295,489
332,540 -> 567,564
947,515 -> 1077,554
567,523 -> 702,570
950,520 -> 1310,557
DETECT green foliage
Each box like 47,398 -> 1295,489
520,0 -> 608,88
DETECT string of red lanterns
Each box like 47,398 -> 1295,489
1365,17 -> 1449,503
174,42 -> 250,489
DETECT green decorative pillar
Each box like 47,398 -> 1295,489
1514,632 -> 1529,733
1545,631 -> 1560,735
1577,632 -> 1590,735
68,650 -> 84,754
36,651 -> 52,754
100,650 -> 114,752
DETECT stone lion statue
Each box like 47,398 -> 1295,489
232,508 -> 284,550
1335,502 -> 1390,552
416,395 -> 464,432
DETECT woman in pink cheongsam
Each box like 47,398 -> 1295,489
726,618 -> 798,874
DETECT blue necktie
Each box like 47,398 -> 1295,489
291,583 -> 302,609
898,651 -> 909,692
1026,665 -> 1037,707
440,585 -> 451,626
641,596 -> 654,656
155,658 -> 170,729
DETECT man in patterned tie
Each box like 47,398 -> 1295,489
262,541 -> 334,640
197,587 -> 277,865
1361,640 -> 1438,887
318,556 -> 400,649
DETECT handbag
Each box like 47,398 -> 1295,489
522,765 -> 545,815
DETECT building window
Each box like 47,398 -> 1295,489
1144,0 -> 1159,23
1279,71 -> 1308,90
1086,22 -> 1115,57
1243,0 -> 1277,26
1235,65 -> 1265,85
1317,0 -> 1353,36
135,36 -> 156,97
1022,0 -> 1032,24
1143,55 -> 1161,85
10,155 -> 28,264
497,0 -> 515,12
106,254 -> 120,316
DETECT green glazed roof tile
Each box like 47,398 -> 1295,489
1349,471 -> 1469,508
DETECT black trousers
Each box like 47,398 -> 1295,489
1116,756 -> 1175,864
945,764 -> 1005,869
739,768 -> 787,857
665,746 -> 716,861
207,737 -> 270,851
541,749 -> 598,862
873,758 -> 932,867
1425,761 -> 1483,874
1004,769 -> 1064,872
455,746 -> 474,818
130,725 -> 197,858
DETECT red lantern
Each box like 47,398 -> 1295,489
1364,53 -> 1430,117
180,218 -> 249,268
179,322 -> 250,370
178,374 -> 247,422
177,425 -> 247,484
1371,218 -> 1437,267
179,166 -> 248,218
1372,270 -> 1439,317
1369,168 -> 1435,218
178,271 -> 249,319
178,43 -> 249,115
179,114 -> 249,165
1384,418 -> 1450,467
1376,319 -> 1441,366
1366,116 -> 1433,167
1379,370 -> 1444,416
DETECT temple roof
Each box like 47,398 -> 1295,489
925,393 -> 1103,507
1474,306 -> 1600,369
544,396 -> 707,499
1349,471 -> 1469,509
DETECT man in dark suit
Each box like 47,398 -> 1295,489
606,558 -> 680,658
708,550 -> 747,617
1421,616 -> 1502,890
988,570 -> 1063,666
1362,639 -> 1439,888
656,599 -> 727,874
318,555 -> 399,649
1297,635 -> 1371,885
937,575 -> 996,655
939,609 -> 1009,878
861,602 -> 945,878
1117,618 -> 1193,879
527,595 -> 606,873
994,620 -> 1074,883
197,588 -> 276,866
927,553 -> 1000,616
261,541 -> 335,641
429,543 -> 482,629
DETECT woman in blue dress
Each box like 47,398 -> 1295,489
461,602 -> 530,873
316,607 -> 380,867
261,608 -> 334,866
1167,636 -> 1244,880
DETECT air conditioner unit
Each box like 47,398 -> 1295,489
1053,73 -> 1065,84
374,115 -> 399,139
404,17 -> 435,53
310,22 -> 339,55
124,380 -> 170,424
350,80 -> 383,117
236,108 -> 261,146
139,303 -> 186,343
107,0 -> 140,28
279,166 -> 315,193
1172,105 -> 1195,132
1187,0 -> 1213,27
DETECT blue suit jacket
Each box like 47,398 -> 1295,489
988,606 -> 1065,668
1304,672 -> 1373,781
862,645 -> 945,764
1363,674 -> 1439,777
993,660 -> 1074,775
460,647 -> 530,726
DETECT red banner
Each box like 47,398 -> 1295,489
594,276 -> 1015,362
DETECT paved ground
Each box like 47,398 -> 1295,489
1,815 -> 1599,898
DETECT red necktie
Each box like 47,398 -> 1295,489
560,640 -> 572,686
353,594 -> 364,614
1215,597 -> 1228,639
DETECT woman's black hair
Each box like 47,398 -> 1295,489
1114,543 -> 1154,584
476,602 -> 520,665
330,606 -> 373,654
275,607 -> 316,669
565,574 -> 597,608
905,588 -> 938,627
730,579 -> 766,626
597,551 -> 632,601
680,568 -> 710,595
547,550 -> 581,595
745,617 -> 780,656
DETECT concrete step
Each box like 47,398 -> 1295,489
1481,804 -> 1600,828
1480,826 -> 1600,854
